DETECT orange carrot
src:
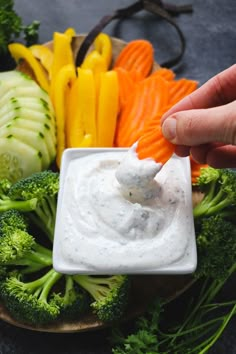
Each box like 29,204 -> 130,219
190,157 -> 208,184
136,124 -> 175,164
115,67 -> 136,111
115,74 -> 169,147
113,39 -> 154,81
150,67 -> 176,81
168,78 -> 198,106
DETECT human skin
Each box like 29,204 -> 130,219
161,64 -> 236,168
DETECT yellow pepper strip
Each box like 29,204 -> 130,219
97,70 -> 119,147
77,68 -> 96,146
29,44 -> 53,74
94,33 -> 112,69
50,31 -> 75,101
8,43 -> 50,92
53,64 -> 76,167
64,27 -> 76,40
81,50 -> 106,92
65,77 -> 84,147
79,134 -> 93,147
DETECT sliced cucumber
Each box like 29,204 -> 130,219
0,125 -> 51,170
0,70 -> 57,181
5,118 -> 56,161
0,137 -> 42,182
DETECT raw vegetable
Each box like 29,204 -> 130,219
113,39 -> 154,81
193,167 -> 236,220
8,43 -> 50,92
115,74 -> 169,147
190,157 -> 208,184
53,63 -> 76,167
0,70 -> 56,182
136,125 -> 175,164
73,274 -> 130,322
96,70 -> 119,147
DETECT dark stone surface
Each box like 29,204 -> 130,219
0,0 -> 235,353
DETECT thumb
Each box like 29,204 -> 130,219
161,101 -> 236,146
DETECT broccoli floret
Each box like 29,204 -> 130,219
193,167 -> 236,220
0,268 -> 62,325
73,274 -> 130,322
0,210 -> 52,272
8,170 -> 59,242
52,275 -> 90,320
195,215 -> 236,281
0,0 -> 40,55
0,178 -> 37,212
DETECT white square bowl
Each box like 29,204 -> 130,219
53,148 -> 197,275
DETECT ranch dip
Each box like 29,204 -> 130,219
57,146 -> 194,273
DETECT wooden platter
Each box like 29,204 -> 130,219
0,35 -> 197,332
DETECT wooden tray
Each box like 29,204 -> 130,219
0,35 -> 197,332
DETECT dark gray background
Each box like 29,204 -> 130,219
0,0 -> 236,353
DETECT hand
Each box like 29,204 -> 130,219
161,64 -> 236,168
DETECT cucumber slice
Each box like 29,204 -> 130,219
5,118 -> 56,161
6,118 -> 56,162
0,125 -> 51,170
0,71 -> 31,92
0,84 -> 50,108
0,137 -> 42,182
0,70 -> 57,181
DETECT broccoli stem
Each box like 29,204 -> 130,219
6,243 -> 52,271
29,197 -> 56,241
193,183 -> 230,218
73,275 -> 112,301
23,268 -> 62,300
0,198 -> 38,212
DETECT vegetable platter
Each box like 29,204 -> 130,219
0,31 -> 201,332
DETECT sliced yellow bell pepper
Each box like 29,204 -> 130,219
97,70 -> 119,147
77,68 -> 96,146
29,44 -> 53,74
8,43 -> 50,92
94,33 -> 112,69
66,68 -> 96,148
50,31 -> 75,102
81,50 -> 106,92
53,64 -> 76,167
64,27 -> 76,40
65,77 -> 84,147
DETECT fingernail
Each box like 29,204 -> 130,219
162,118 -> 176,141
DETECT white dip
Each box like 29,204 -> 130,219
57,146 -> 194,273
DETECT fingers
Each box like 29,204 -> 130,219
161,100 -> 236,146
161,64 -> 236,121
190,144 -> 236,168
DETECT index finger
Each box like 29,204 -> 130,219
161,64 -> 236,121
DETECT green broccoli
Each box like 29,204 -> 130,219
8,170 -> 59,242
193,167 -> 236,220
0,209 -> 52,272
52,275 -> 90,321
73,274 -> 130,322
0,268 -> 62,325
0,178 -> 38,212
194,215 -> 236,281
0,0 -> 40,56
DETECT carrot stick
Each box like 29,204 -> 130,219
114,75 -> 169,147
113,39 -> 154,81
190,157 -> 208,184
168,78 -> 198,106
136,124 -> 175,164
150,67 -> 176,81
114,67 -> 136,111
